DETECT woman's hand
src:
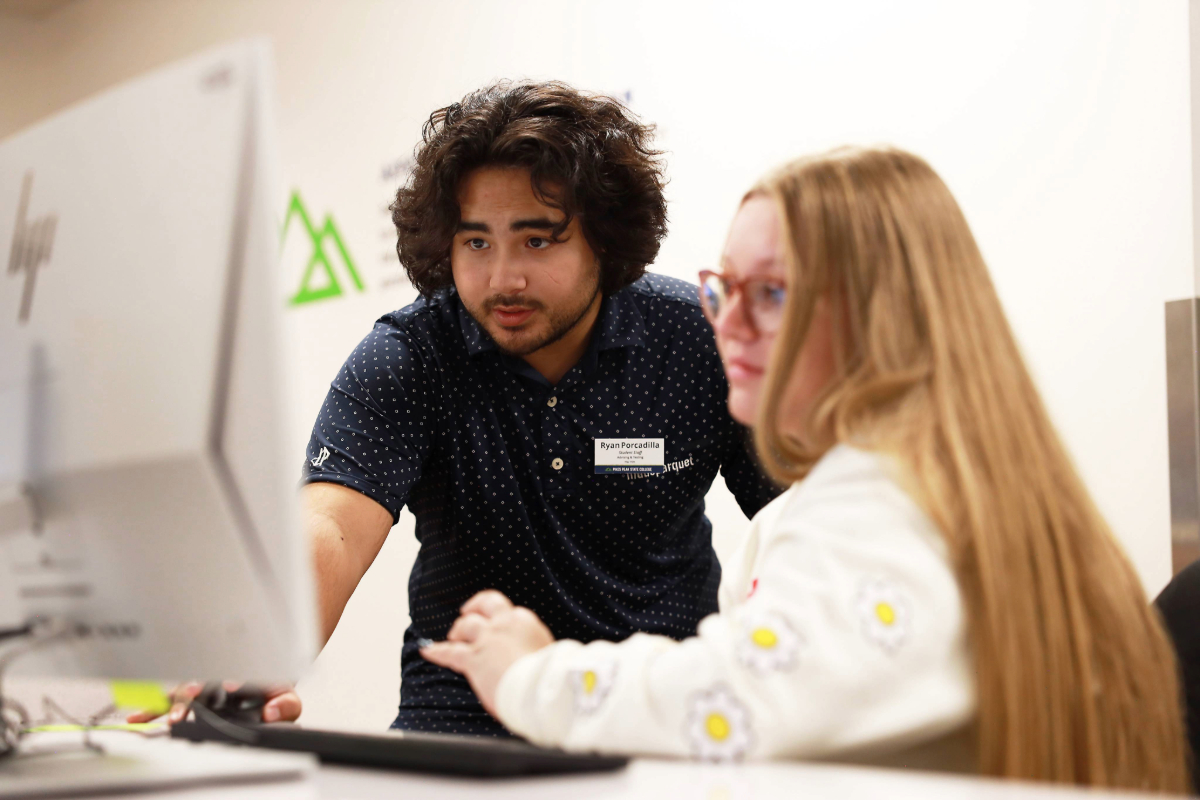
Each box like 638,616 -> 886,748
421,590 -> 554,717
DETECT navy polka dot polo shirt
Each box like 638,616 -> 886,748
303,273 -> 781,736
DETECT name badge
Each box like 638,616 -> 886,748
595,438 -> 665,474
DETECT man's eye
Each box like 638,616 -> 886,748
466,238 -> 489,251
528,237 -> 551,250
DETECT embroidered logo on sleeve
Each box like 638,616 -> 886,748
686,684 -> 753,761
570,662 -> 617,714
736,611 -> 802,673
310,446 -> 330,468
855,578 -> 912,653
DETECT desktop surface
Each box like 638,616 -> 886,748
304,756 -> 1186,800
25,731 -> 1170,800
0,732 -> 313,800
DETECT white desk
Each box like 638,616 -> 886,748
92,744 -> 1166,800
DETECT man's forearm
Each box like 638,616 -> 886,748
300,482 -> 396,647
308,513 -> 374,645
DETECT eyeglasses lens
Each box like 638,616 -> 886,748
748,283 -> 786,332
699,274 -> 725,320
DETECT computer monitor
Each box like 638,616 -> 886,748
0,39 -> 316,685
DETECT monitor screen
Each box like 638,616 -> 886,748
0,40 -> 315,684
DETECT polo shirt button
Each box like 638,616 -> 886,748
547,396 -> 558,408
551,457 -> 564,470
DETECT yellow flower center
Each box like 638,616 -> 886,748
875,602 -> 896,626
582,671 -> 597,694
705,713 -> 731,741
750,628 -> 778,649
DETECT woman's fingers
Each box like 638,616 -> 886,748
447,613 -> 488,643
460,590 -> 513,619
420,641 -> 473,674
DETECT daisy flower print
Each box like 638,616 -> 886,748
570,661 -> 617,715
736,610 -> 802,673
856,577 -> 912,654
686,684 -> 753,761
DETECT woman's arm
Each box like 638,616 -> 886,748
427,470 -> 975,761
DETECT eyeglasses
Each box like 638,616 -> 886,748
698,270 -> 787,334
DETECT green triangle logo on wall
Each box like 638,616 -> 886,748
282,191 -> 365,306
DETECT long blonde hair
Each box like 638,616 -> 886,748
753,147 -> 1188,791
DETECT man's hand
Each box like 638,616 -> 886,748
421,590 -> 554,717
124,485 -> 389,728
124,681 -> 302,725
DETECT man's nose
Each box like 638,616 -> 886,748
489,250 -> 528,295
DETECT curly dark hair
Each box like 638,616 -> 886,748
391,80 -> 668,297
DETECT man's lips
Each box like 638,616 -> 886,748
492,306 -> 535,327
726,358 -> 764,382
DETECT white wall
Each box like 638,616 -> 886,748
1,0 -> 1191,731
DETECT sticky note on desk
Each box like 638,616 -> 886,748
109,681 -> 170,714
28,723 -> 162,734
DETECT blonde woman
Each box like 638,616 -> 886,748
422,147 -> 1188,791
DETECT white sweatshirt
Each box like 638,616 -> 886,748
494,445 -> 976,768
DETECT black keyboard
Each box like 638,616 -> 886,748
169,707 -> 628,778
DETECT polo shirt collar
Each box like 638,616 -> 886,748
595,287 -> 647,351
457,286 -> 647,357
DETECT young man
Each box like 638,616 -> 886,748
297,82 -> 778,735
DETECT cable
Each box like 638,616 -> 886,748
0,700 -> 25,759
0,623 -> 35,759
0,624 -> 33,645
0,619 -> 80,759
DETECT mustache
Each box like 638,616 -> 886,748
482,295 -> 544,312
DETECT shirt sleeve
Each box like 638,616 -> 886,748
719,425 -> 784,518
302,322 -> 437,522
493,474 -> 974,761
